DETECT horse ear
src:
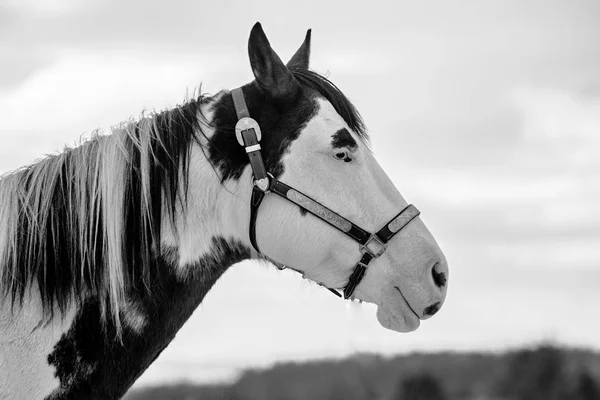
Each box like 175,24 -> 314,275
287,29 -> 311,70
248,22 -> 300,100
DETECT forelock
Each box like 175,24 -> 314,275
290,68 -> 368,143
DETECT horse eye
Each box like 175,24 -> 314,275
334,150 -> 348,160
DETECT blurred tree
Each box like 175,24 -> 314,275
573,370 -> 600,400
395,372 -> 447,400
498,345 -> 570,400
124,346 -> 600,400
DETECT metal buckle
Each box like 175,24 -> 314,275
254,177 -> 269,192
235,117 -> 262,146
360,235 -> 387,258
254,172 -> 273,193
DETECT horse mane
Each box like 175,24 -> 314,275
0,94 -> 210,331
0,69 -> 365,332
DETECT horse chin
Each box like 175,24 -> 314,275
376,302 -> 421,333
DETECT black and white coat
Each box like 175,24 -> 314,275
0,23 -> 448,399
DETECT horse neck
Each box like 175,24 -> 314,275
161,121 -> 255,272
0,95 -> 257,400
48,98 -> 257,398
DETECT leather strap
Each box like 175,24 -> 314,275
232,88 -> 270,253
249,186 -> 266,253
231,87 -> 250,118
343,253 -> 372,299
269,179 -> 371,245
240,129 -> 268,186
375,205 -> 421,243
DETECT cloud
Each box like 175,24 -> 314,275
0,52 -> 55,90
1,0 -> 84,18
0,49 -> 242,173
312,50 -> 394,76
512,87 -> 600,168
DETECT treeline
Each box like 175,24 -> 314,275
125,344 -> 600,400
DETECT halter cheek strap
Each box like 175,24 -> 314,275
231,88 -> 270,253
230,87 -> 420,299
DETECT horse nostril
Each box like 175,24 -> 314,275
432,262 -> 447,288
424,301 -> 441,317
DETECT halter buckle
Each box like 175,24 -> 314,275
253,172 -> 273,193
361,234 -> 387,258
254,177 -> 270,192
235,117 -> 262,146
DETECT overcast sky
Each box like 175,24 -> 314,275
1,0 -> 599,388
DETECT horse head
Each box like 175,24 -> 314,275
208,23 -> 449,332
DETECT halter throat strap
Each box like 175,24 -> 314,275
230,87 -> 420,299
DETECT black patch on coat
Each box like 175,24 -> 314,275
207,82 -> 313,182
45,237 -> 251,400
207,69 -> 366,183
331,128 -> 357,149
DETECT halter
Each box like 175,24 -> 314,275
231,87 -> 421,299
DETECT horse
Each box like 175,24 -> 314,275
0,23 -> 449,399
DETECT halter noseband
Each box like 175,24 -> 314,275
231,87 -> 420,299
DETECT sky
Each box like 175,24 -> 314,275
1,0 -> 599,388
